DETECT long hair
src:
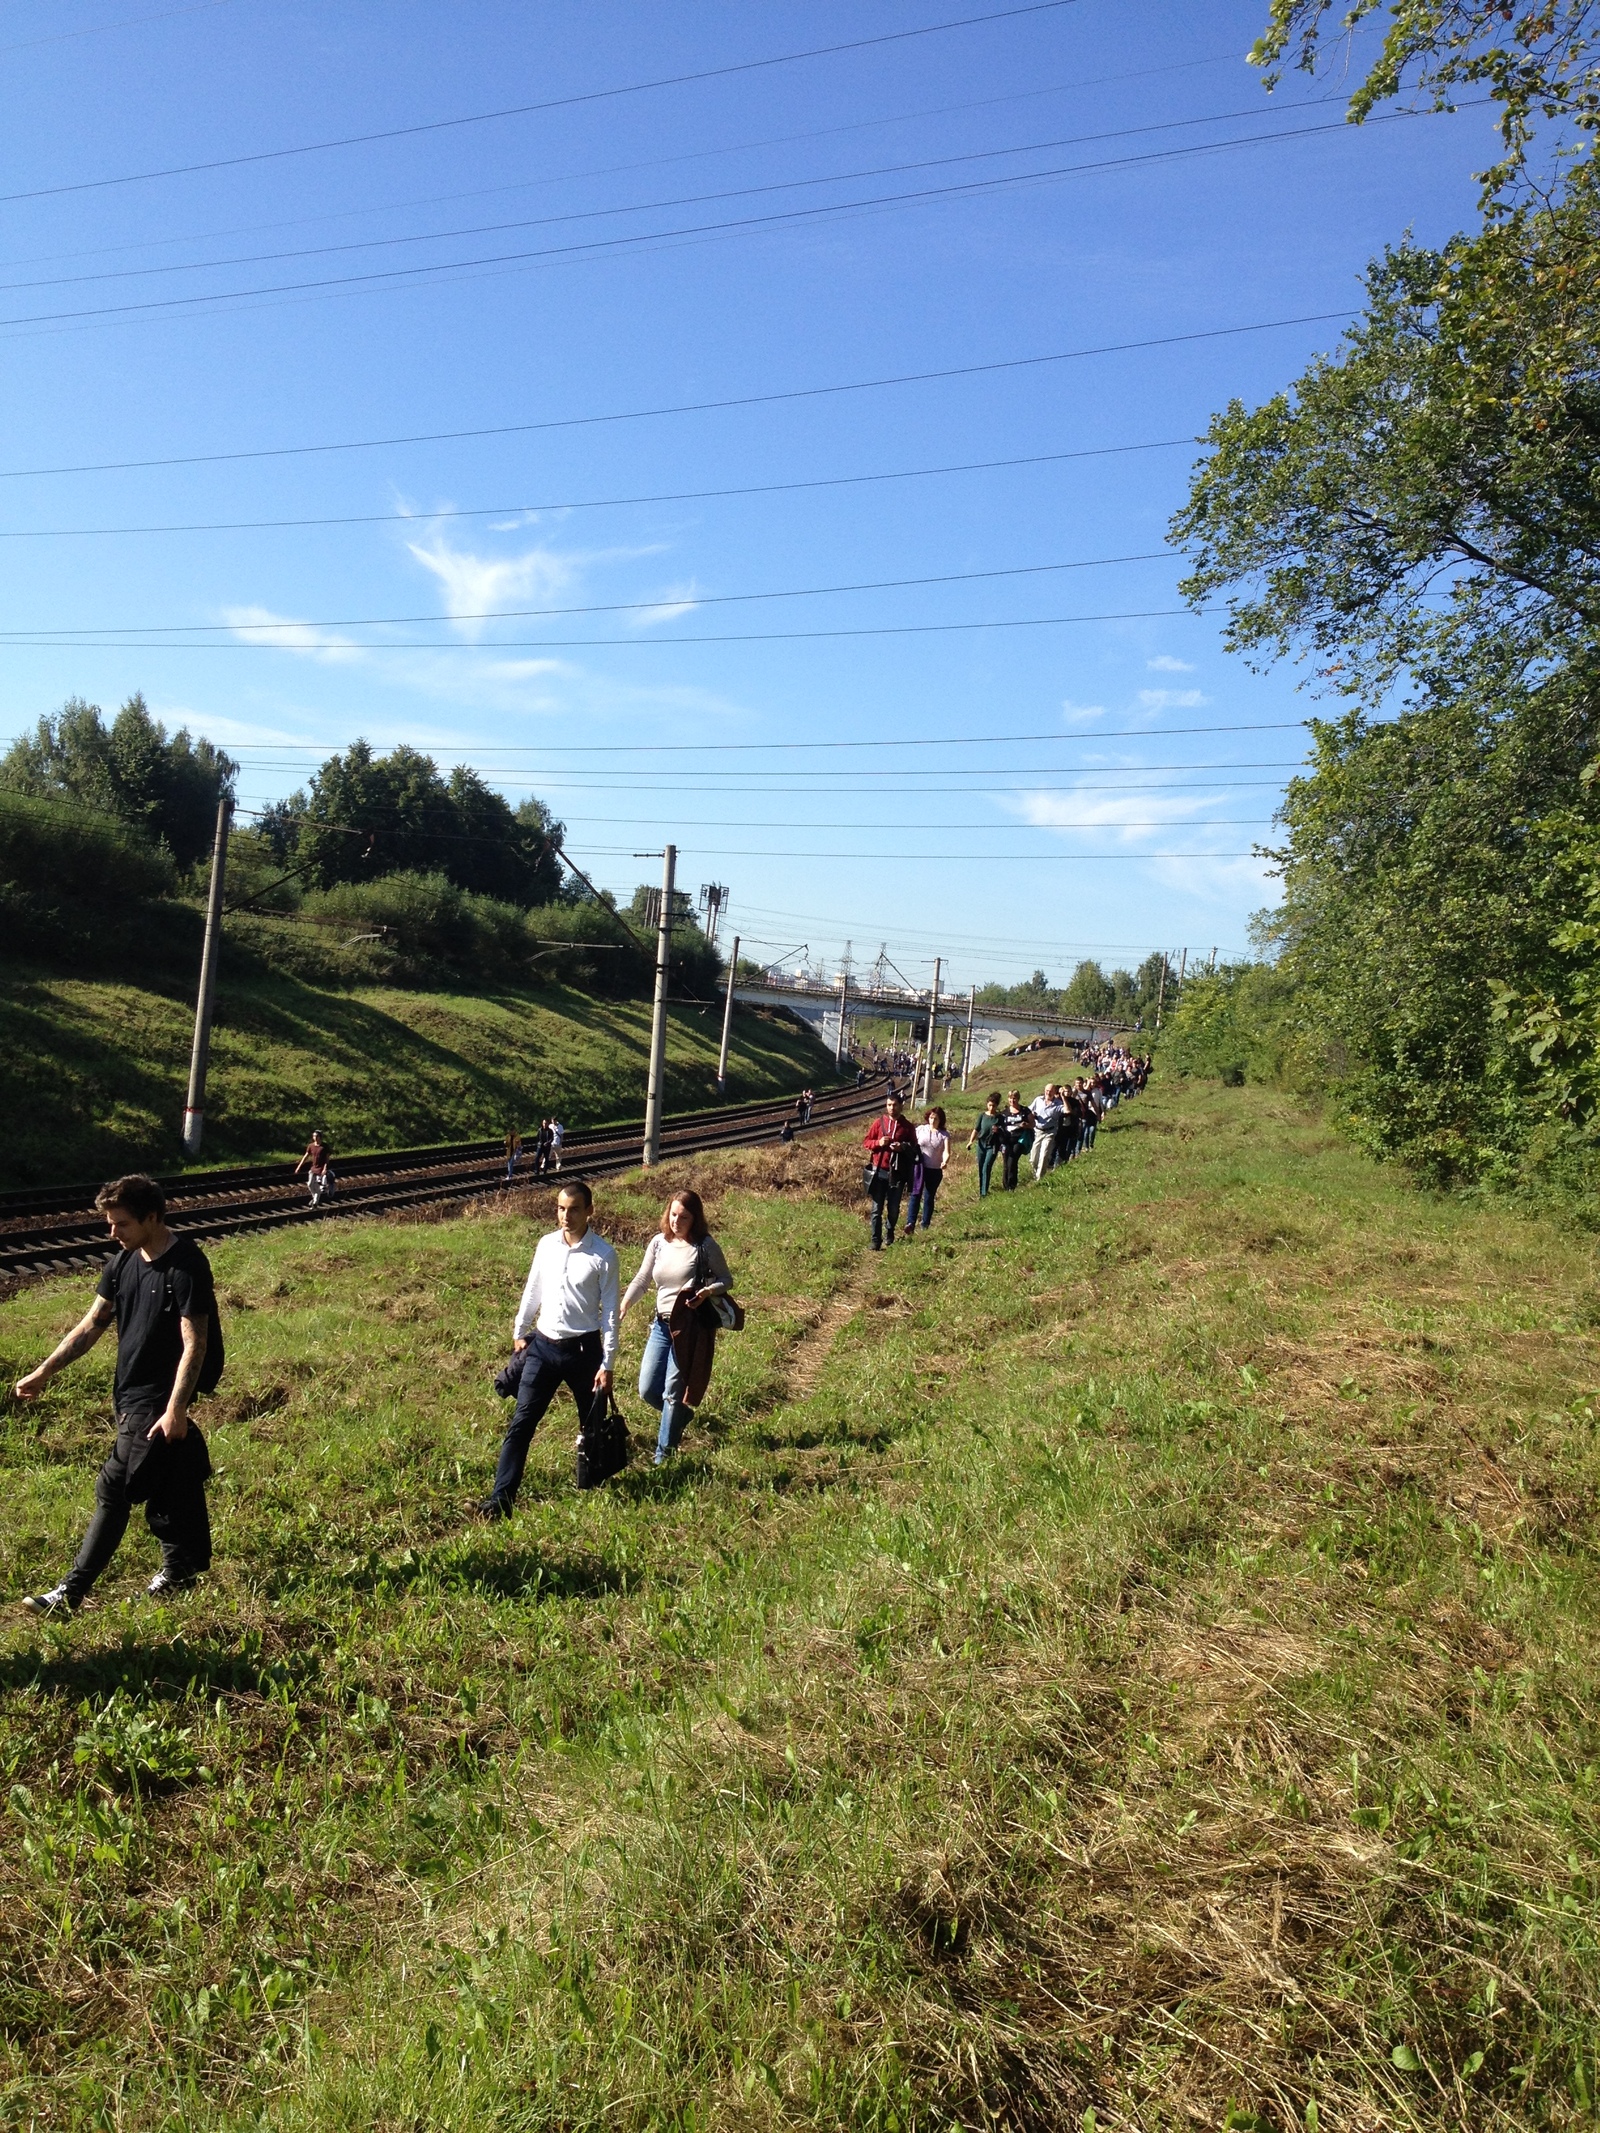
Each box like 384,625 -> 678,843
925,1106 -> 946,1130
661,1187 -> 708,1241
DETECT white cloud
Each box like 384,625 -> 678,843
1147,654 -> 1196,672
1147,852 -> 1277,904
1137,687 -> 1209,711
1061,696 -> 1105,724
1002,785 -> 1227,846
628,581 -> 701,628
221,607 -> 368,666
404,534 -> 580,639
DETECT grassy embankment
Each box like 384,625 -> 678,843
0,966 -> 832,1187
3,1082 -> 1600,2127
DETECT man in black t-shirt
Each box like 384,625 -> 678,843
14,1173 -> 220,1617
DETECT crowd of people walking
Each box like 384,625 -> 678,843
15,1041 -> 1150,1611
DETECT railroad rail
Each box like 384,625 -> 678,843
0,1080 -> 889,1282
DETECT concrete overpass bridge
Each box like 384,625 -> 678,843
733,978 -> 1135,1074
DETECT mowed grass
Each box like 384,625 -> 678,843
3,1083 -> 1600,2128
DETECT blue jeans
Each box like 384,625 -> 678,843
905,1169 -> 942,1231
638,1314 -> 689,1456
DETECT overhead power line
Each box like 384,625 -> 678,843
6,605 -> 1201,649
0,437 -> 1196,541
0,95 -> 1349,300
0,312 -> 1348,481
0,115 -> 1418,331
225,721 -> 1308,756
11,551 -> 1174,639
0,2 -> 1078,208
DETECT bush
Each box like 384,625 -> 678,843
1159,964 -> 1300,1087
0,793 -> 176,904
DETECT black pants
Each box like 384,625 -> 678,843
66,1411 -> 213,1603
868,1171 -> 904,1248
1001,1143 -> 1021,1190
488,1329 -> 604,1512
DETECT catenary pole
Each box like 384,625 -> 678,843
642,844 -> 676,1167
716,931 -> 739,1096
961,986 -> 975,1090
921,957 -> 942,1106
181,795 -> 233,1159
1154,953 -> 1168,1030
941,1015 -> 953,1084
834,965 -> 849,1067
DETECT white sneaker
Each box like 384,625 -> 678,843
21,1582 -> 76,1616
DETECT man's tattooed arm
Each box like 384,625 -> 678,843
150,1316 -> 208,1441
13,1296 -> 115,1399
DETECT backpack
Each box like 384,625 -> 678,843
164,1253 -> 226,1398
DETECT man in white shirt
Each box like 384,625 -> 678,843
481,1181 -> 619,1519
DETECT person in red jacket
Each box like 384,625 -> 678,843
862,1091 -> 918,1250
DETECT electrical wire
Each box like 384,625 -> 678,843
0,95 -> 1351,300
0,436 -> 1197,541
227,720 -> 1308,755
8,551 -> 1174,639
0,3 -> 1080,208
0,312 -> 1347,480
0,49 -> 1248,275
3,606 -> 1201,649
0,115 -> 1414,331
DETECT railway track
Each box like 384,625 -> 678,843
0,1081 -> 888,1282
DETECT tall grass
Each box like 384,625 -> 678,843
3,1088 -> 1599,2126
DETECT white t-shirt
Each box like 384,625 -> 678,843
916,1125 -> 949,1172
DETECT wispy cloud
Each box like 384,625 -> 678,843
1002,785 -> 1227,845
1148,852 -> 1277,903
405,534 -> 580,639
1061,696 -> 1106,725
1147,654 -> 1196,672
221,607 -> 368,665
628,581 -> 702,628
1137,686 -> 1209,711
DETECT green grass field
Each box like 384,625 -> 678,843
3,1082 -> 1599,2128
0,964 -> 833,1187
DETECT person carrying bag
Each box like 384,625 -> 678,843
620,1189 -> 737,1466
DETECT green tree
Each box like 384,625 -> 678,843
1,693 -> 236,869
1062,959 -> 1115,1018
1253,0 -> 1600,197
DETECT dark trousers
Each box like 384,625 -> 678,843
1001,1144 -> 1021,1190
489,1329 -> 604,1511
867,1171 -> 904,1248
66,1411 -> 213,1602
905,1169 -> 942,1231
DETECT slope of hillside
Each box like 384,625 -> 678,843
0,962 -> 833,1186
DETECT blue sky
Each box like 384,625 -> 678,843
0,0 -> 1492,991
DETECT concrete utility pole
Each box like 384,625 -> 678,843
941,1016 -> 953,1083
961,985 -> 976,1090
834,966 -> 849,1067
920,957 -> 942,1106
642,844 -> 676,1167
716,931 -> 739,1096
181,795 -> 234,1159
1178,947 -> 1188,991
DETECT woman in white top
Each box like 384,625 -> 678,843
904,1106 -> 950,1235
620,1188 -> 733,1465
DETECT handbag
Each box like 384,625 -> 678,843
691,1240 -> 745,1333
575,1388 -> 631,1490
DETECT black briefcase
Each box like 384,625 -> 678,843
575,1390 -> 631,1490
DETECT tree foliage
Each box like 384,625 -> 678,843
1252,0 -> 1600,195
1,694 -> 236,870
274,742 -> 567,905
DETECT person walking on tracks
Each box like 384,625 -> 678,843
620,1188 -> 733,1465
15,1174 -> 223,1615
503,1125 -> 523,1183
294,1130 -> 335,1206
480,1180 -> 618,1520
862,1090 -> 917,1249
549,1118 -> 566,1173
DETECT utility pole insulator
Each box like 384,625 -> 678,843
181,794 -> 233,1160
